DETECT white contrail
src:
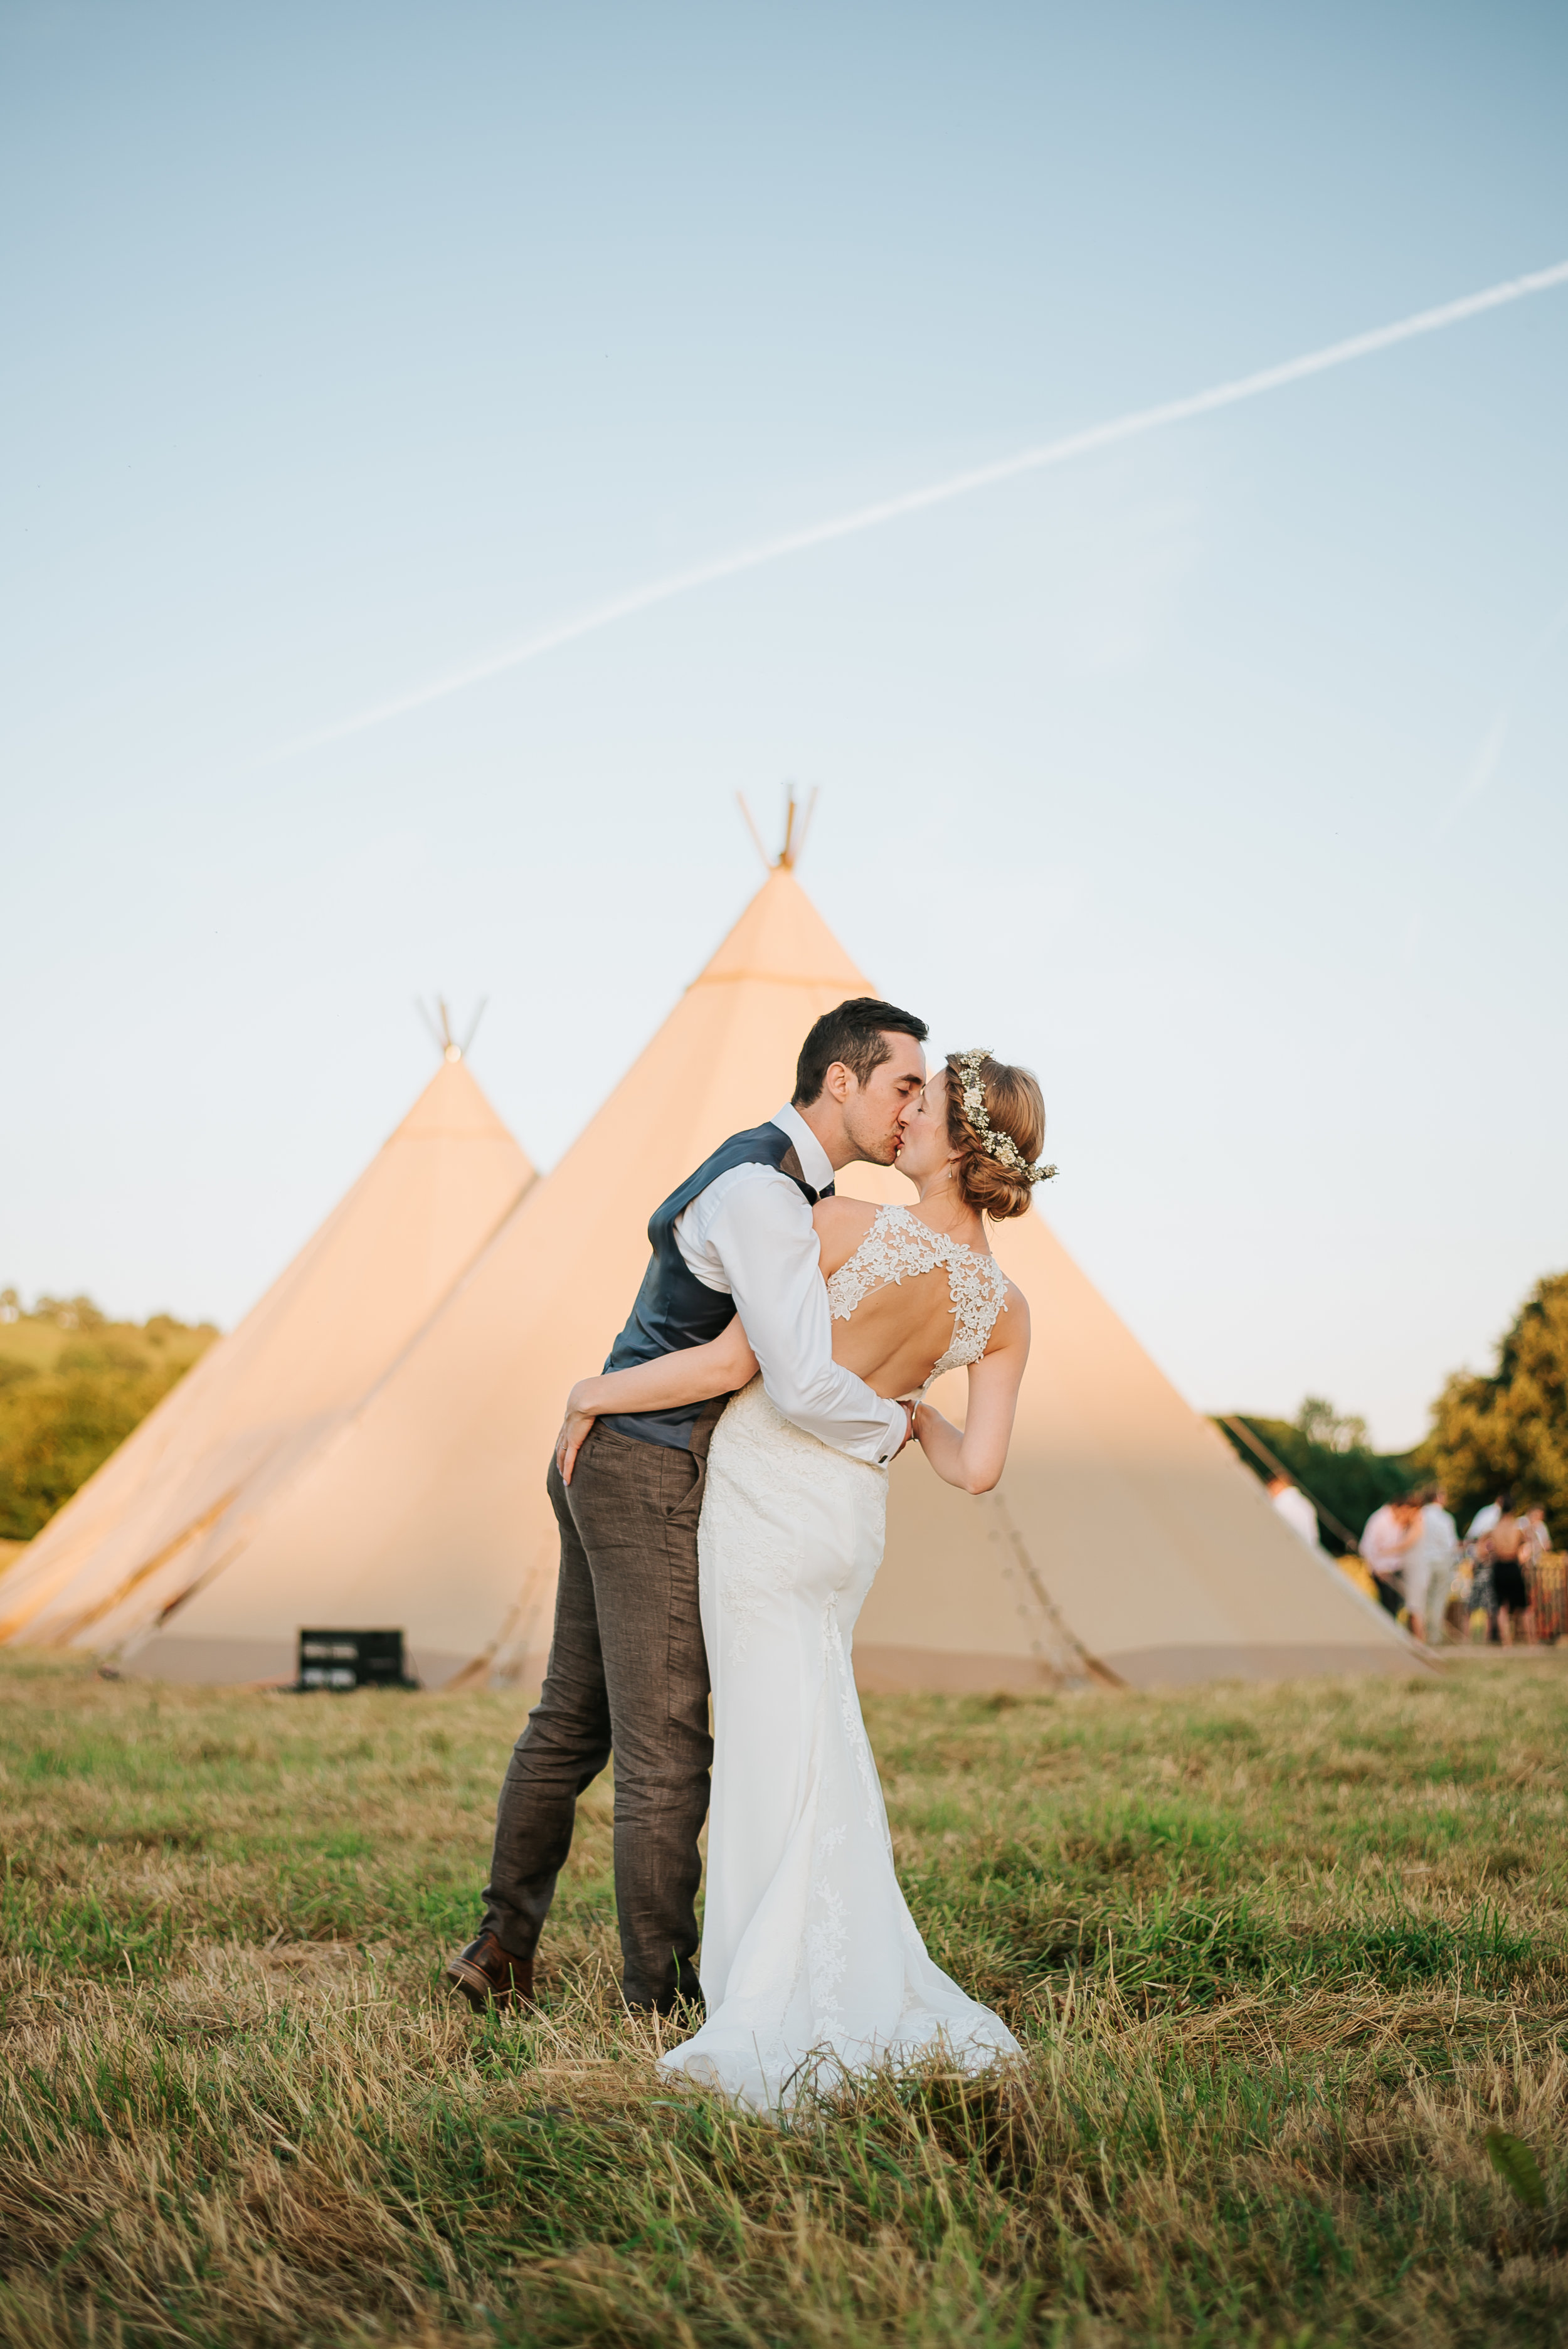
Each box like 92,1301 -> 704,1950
287,258 -> 1568,755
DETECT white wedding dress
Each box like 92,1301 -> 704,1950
657,1205 -> 1022,2114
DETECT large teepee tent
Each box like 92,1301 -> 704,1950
91,855 -> 1415,1692
0,1052 -> 534,1657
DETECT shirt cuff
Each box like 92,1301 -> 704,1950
874,1399 -> 909,1466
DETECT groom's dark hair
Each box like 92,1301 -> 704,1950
793,998 -> 928,1106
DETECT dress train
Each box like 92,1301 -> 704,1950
657,1372 -> 1017,2114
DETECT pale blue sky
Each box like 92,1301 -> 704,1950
4,0 -> 1565,1445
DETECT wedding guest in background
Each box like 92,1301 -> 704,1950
1520,1504 -> 1562,1645
1463,1491 -> 1510,1631
1466,1492 -> 1507,1547
1407,1485 -> 1459,1645
1360,1496 -> 1422,1620
1268,1471 -> 1320,1550
1483,1504 -> 1532,1645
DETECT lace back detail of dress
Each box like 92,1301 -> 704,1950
825,1206 -> 1009,1385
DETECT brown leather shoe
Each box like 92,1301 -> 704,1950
445,1931 -> 534,2013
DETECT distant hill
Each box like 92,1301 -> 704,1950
0,1291 -> 219,1543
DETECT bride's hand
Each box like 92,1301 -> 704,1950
554,1381 -> 598,1486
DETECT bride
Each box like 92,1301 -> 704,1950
556,1049 -> 1050,2113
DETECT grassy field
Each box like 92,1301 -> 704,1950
2,1650 -> 1565,2347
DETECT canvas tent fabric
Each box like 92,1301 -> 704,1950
0,1057 -> 534,1655
854,1206 -> 1421,1689
100,863 -> 1417,1692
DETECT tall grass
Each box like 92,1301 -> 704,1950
2,1648 -> 1565,2345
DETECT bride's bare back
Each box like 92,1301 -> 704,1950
559,1153 -> 1033,1497
810,1196 -> 1019,1400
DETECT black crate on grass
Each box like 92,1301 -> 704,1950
296,1630 -> 419,1692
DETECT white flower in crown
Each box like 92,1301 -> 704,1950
952,1048 -> 1057,1184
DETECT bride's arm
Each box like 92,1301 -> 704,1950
912,1295 -> 1030,1495
554,1317 -> 759,1482
568,1317 -> 759,1419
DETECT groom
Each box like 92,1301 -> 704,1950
447,997 -> 929,2016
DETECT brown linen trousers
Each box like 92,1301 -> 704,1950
480,1420 -> 716,2011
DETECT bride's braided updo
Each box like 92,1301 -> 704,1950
943,1053 -> 1052,1221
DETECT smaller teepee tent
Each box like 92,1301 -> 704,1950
0,1051 -> 534,1655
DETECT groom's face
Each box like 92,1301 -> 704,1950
841,1032 -> 928,1165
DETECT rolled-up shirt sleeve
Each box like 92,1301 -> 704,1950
704,1174 -> 906,1465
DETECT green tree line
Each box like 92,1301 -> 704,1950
1424,1271 -> 1568,1534
0,1292 -> 218,1543
1214,1401 -> 1419,1554
1218,1270 -> 1568,1546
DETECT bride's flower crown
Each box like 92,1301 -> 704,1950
954,1049 -> 1057,1184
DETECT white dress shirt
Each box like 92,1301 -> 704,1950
1415,1504 -> 1459,1568
1271,1484 -> 1320,1549
1361,1504 -> 1410,1578
671,1102 -> 906,1466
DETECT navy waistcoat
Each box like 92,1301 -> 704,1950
600,1121 -> 824,1450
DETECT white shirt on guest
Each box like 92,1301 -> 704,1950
671,1101 -> 906,1467
1466,1502 -> 1502,1544
1271,1485 -> 1320,1549
1414,1504 -> 1459,1569
1362,1504 -> 1411,1577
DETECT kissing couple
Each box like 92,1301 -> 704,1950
447,997 -> 1052,2113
